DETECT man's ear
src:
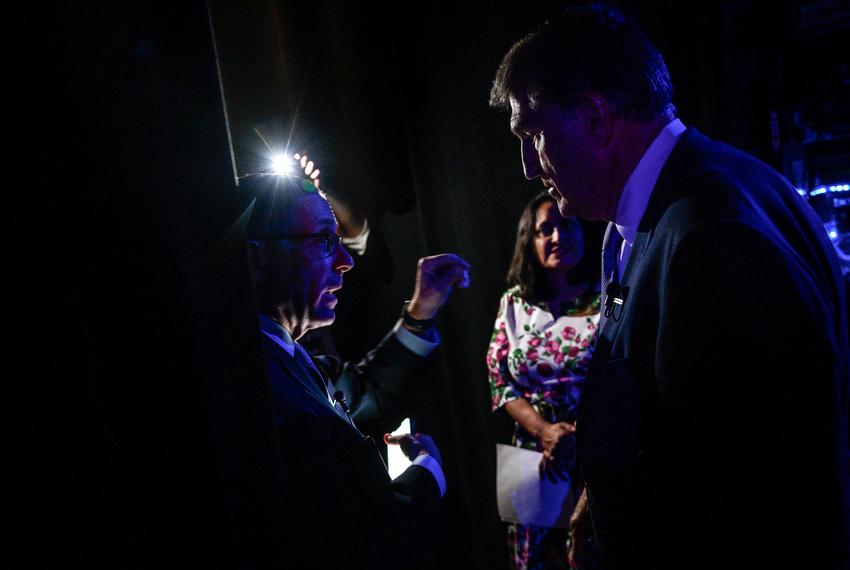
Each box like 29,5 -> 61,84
578,91 -> 615,148
245,240 -> 267,284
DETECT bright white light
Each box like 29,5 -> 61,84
810,187 -> 827,197
829,230 -> 838,239
271,153 -> 293,175
386,418 -> 413,479
796,188 -> 807,197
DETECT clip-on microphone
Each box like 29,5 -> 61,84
604,282 -> 629,320
333,390 -> 357,428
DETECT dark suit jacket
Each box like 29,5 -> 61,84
313,329 -> 435,439
577,129 -> 850,569
261,331 -> 441,569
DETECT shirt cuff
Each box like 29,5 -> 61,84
412,453 -> 447,497
392,318 -> 440,356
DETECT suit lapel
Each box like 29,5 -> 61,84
601,231 -> 649,344
600,128 -> 705,346
262,335 -> 366,439
262,335 -> 334,410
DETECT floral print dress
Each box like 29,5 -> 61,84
487,285 -> 600,569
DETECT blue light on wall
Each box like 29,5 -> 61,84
810,183 -> 850,197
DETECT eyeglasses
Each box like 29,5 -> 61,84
269,232 -> 342,259
535,220 -> 576,238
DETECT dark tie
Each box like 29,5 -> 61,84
600,222 -> 624,330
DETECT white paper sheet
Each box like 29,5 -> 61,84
496,443 -> 576,529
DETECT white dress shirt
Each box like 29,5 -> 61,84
613,118 -> 687,275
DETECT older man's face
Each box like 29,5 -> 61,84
509,94 -> 612,221
261,194 -> 354,336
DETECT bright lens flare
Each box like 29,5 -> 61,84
271,153 -> 293,175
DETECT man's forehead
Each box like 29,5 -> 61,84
285,194 -> 338,232
509,94 -> 536,133
509,96 -> 526,130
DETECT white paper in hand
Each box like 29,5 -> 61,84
496,443 -> 577,529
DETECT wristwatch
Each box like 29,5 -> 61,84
400,301 -> 436,332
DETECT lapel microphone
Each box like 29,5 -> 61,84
333,391 -> 350,414
333,390 -> 357,427
604,282 -> 630,319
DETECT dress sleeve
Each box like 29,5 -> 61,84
487,290 -> 519,411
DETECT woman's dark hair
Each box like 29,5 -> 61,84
506,192 -> 603,307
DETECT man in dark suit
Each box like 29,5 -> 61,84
245,175 -> 469,568
490,4 -> 849,569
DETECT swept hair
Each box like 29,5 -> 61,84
490,2 -> 675,122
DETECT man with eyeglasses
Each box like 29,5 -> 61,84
245,175 -> 469,568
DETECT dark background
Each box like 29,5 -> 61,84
19,1 -> 847,567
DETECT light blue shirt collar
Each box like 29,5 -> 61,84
259,313 -> 295,356
614,118 -> 687,245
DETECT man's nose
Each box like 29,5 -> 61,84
521,138 -> 543,180
334,242 -> 354,273
550,227 -> 560,242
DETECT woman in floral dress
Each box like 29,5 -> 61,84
487,192 -> 602,569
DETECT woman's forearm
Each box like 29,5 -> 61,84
504,398 -> 548,438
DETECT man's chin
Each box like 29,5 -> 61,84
310,309 -> 335,326
548,187 -> 572,216
308,302 -> 337,328
555,197 -> 577,219
556,200 -> 570,217
551,191 -> 593,221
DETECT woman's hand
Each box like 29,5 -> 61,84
539,421 -> 575,454
538,421 -> 575,482
503,399 -> 576,482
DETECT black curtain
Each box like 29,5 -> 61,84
21,2 -> 284,567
